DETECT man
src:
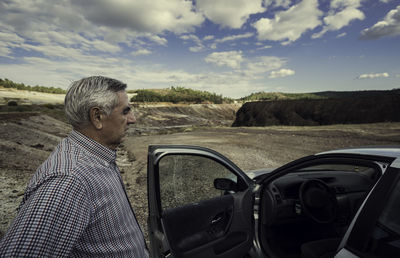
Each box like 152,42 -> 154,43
0,76 -> 149,257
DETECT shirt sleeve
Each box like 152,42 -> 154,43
0,175 -> 91,257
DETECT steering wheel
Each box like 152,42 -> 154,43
299,179 -> 338,223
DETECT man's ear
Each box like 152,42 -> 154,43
89,107 -> 103,130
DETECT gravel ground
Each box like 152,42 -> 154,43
1,112 -> 400,244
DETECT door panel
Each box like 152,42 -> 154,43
148,145 -> 254,258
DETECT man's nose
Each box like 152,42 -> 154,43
127,112 -> 136,124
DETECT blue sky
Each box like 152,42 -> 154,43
0,0 -> 399,98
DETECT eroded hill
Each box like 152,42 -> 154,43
233,95 -> 400,127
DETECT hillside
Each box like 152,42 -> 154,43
131,103 -> 240,129
130,86 -> 234,104
233,94 -> 400,126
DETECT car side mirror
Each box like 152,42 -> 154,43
214,178 -> 237,192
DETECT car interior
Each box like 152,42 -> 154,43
258,160 -> 384,258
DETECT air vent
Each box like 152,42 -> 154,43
334,186 -> 346,193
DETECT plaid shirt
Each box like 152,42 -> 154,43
0,130 -> 149,257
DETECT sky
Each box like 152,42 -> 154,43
0,0 -> 399,98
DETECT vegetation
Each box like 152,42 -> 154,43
0,78 -> 66,94
240,92 -> 325,101
130,86 -> 234,104
241,89 -> 400,102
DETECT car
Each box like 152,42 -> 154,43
146,145 -> 400,258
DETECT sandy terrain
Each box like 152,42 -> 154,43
0,87 -> 66,105
1,111 -> 400,241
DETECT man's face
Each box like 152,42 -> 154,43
100,91 -> 136,149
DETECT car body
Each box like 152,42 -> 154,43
147,145 -> 400,258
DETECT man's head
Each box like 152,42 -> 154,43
65,76 -> 136,149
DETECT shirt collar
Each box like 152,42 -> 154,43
69,130 -> 117,164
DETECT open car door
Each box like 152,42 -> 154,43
147,145 -> 255,258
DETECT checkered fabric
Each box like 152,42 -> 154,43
0,130 -> 149,257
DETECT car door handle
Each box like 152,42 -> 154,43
211,214 -> 223,224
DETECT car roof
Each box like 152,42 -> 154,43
317,146 -> 400,159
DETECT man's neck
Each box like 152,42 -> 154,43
74,126 -> 116,150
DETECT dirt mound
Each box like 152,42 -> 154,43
0,87 -> 65,105
133,103 -> 240,127
232,95 -> 400,126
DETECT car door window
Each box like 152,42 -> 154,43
158,154 -> 237,210
346,173 -> 400,258
364,178 -> 400,257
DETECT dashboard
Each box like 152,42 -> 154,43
261,170 -> 377,225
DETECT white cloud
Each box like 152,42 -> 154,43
181,34 -> 205,52
253,0 -> 322,44
0,47 -> 294,98
245,56 -> 287,76
269,69 -> 295,78
204,51 -> 244,69
357,73 -> 389,79
0,0 -> 198,59
131,49 -> 152,56
336,32 -> 347,38
0,31 -> 25,58
215,33 -> 254,44
312,0 -> 365,39
143,34 -> 168,46
210,32 -> 254,49
197,0 -> 265,29
188,46 -> 203,52
257,45 -> 273,50
360,5 -> 400,40
203,35 -> 214,41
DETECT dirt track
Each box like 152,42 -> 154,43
2,111 -> 400,240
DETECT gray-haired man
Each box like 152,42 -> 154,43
0,76 -> 148,257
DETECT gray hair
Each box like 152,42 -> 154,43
64,76 -> 127,128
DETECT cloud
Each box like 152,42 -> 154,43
71,0 -> 204,34
269,69 -> 295,78
360,5 -> 400,40
131,49 -> 152,56
312,0 -> 365,39
197,0 -> 265,29
357,73 -> 389,79
245,56 -> 287,76
204,51 -> 244,69
257,45 -> 273,50
210,32 -> 254,49
145,34 -> 168,46
264,0 -> 292,9
253,0 -> 322,44
215,33 -> 254,44
0,0 -> 199,54
203,35 -> 214,41
336,32 -> 347,38
0,31 -> 25,58
181,34 -> 205,52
